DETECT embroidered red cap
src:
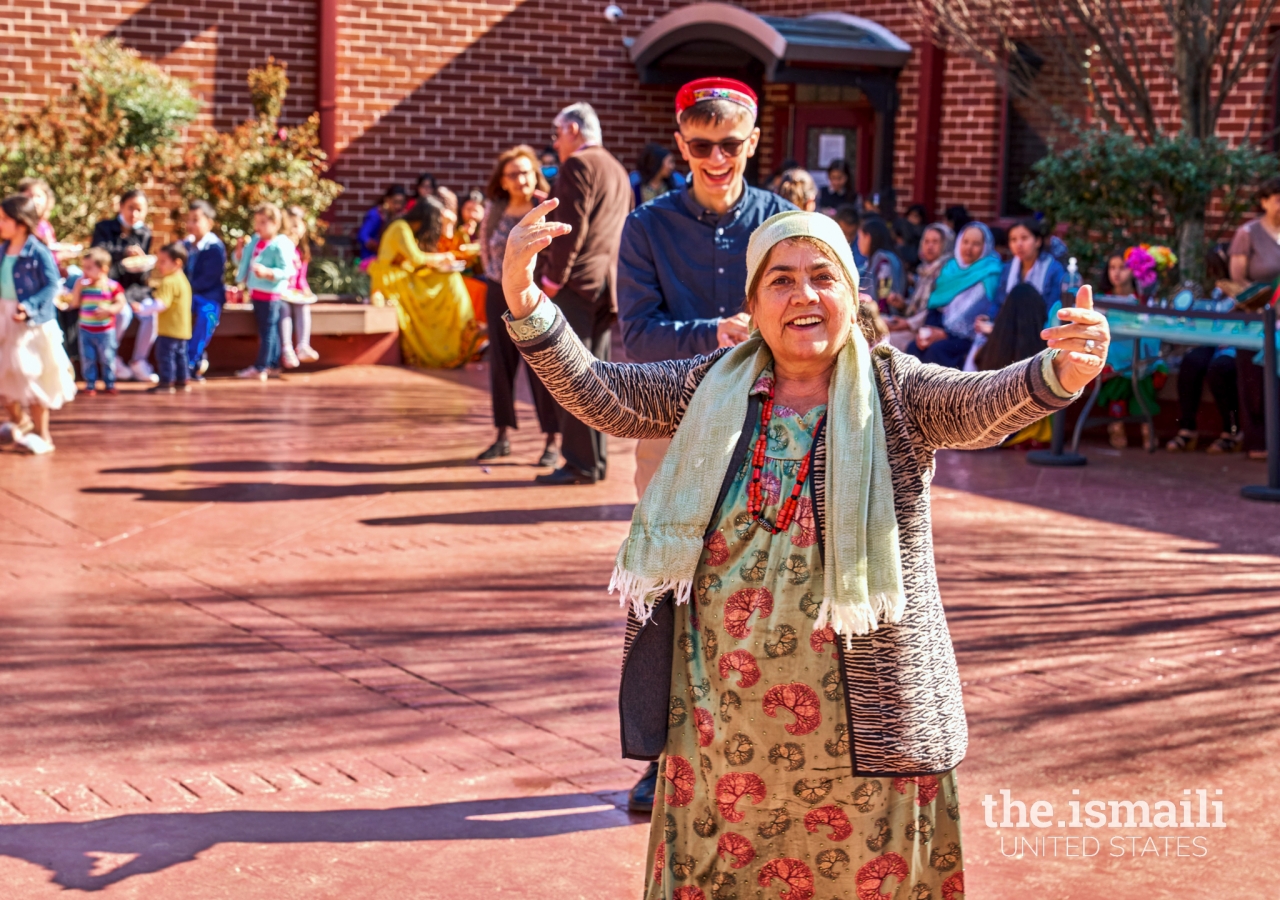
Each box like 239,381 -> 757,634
675,77 -> 758,122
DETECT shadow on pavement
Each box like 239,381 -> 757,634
81,480 -> 536,503
0,793 -> 636,891
362,504 -> 637,526
101,459 -> 482,475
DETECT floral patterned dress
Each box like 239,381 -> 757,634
645,371 -> 965,900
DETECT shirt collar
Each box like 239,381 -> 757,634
677,183 -> 751,224
189,232 -> 219,250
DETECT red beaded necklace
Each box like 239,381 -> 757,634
747,381 -> 825,534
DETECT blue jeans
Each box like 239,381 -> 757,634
187,294 -> 222,374
252,299 -> 283,371
78,329 -> 118,389
154,336 -> 189,386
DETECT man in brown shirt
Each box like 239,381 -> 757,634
536,101 -> 633,484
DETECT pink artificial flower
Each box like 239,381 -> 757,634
1124,246 -> 1157,288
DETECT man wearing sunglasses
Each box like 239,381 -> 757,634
615,77 -> 794,814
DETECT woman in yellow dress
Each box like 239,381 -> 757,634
368,196 -> 483,369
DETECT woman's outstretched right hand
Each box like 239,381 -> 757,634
502,198 -> 572,319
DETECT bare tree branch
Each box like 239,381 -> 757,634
920,0 -> 1278,145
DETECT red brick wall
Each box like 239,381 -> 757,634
3,0 -> 1275,237
0,0 -> 318,131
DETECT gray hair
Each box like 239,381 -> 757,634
554,102 -> 602,146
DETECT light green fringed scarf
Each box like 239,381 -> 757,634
609,211 -> 906,644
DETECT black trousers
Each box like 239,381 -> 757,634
484,279 -> 560,434
1237,352 -> 1268,452
1176,346 -> 1238,433
557,287 -> 614,480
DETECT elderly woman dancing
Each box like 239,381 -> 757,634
501,202 -> 1110,899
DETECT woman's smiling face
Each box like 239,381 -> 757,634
749,238 -> 854,369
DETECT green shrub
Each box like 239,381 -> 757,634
308,256 -> 370,298
73,34 -> 199,151
1023,125 -> 1278,284
0,43 -> 340,250
175,57 -> 341,244
0,34 -> 197,239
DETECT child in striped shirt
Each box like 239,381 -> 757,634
68,248 -> 126,395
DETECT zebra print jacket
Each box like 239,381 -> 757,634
510,301 -> 1077,776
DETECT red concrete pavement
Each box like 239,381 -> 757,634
0,363 -> 1276,898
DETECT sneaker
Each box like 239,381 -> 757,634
266,368 -> 282,378
0,422 -> 18,448
296,344 -> 320,363
15,433 -> 54,455
236,366 -> 263,380
281,346 -> 300,369
82,388 -> 97,397
114,358 -> 134,382
477,439 -> 511,461
105,387 -> 119,395
131,359 -> 159,384
197,357 -> 210,376
177,383 -> 191,393
146,384 -> 176,394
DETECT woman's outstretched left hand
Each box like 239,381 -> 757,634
502,198 -> 572,320
1042,284 -> 1110,395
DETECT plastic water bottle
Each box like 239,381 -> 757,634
1062,257 -> 1083,306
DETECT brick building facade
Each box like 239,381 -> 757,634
3,0 -> 1276,237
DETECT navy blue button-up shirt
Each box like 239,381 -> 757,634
617,185 -> 795,362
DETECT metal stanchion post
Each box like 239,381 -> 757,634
1242,303 -> 1280,502
1027,409 -> 1087,467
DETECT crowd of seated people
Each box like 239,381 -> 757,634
344,147 -> 1277,459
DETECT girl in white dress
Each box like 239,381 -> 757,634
0,194 -> 76,455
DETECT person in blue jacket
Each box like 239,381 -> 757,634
971,218 -> 1066,375
0,194 -> 76,454
614,75 -> 794,815
357,185 -> 407,265
183,201 -> 227,381
994,219 -> 1066,322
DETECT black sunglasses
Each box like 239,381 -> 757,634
681,136 -> 749,159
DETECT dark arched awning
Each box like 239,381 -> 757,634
629,4 -> 911,92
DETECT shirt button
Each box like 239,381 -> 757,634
718,268 -> 724,274
719,306 -> 725,313
717,228 -> 724,236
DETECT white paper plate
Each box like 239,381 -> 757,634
120,255 -> 157,273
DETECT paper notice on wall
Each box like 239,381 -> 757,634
817,133 -> 846,168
